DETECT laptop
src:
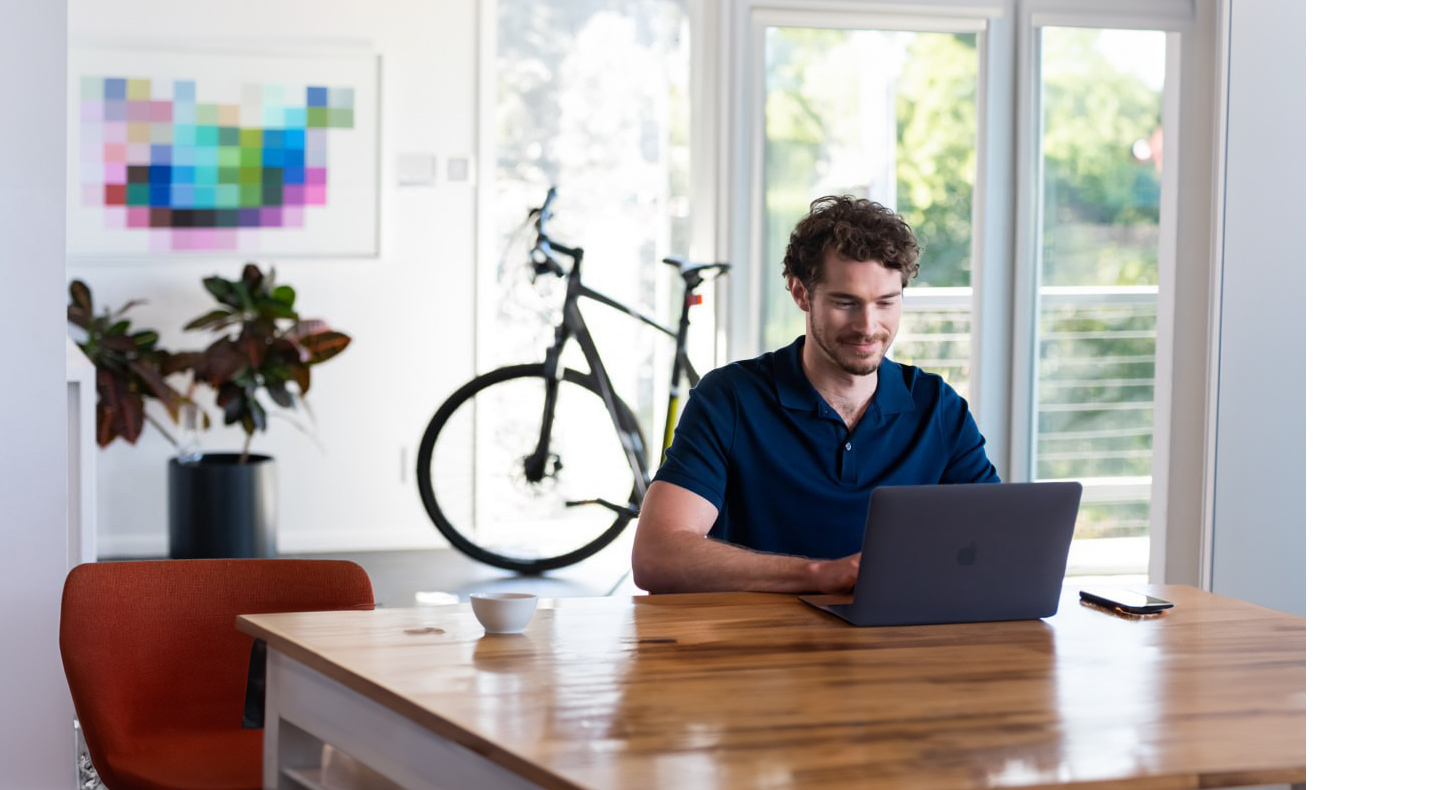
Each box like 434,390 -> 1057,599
800,482 -> 1082,627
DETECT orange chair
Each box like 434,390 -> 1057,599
59,559 -> 375,790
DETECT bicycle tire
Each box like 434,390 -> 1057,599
416,364 -> 648,573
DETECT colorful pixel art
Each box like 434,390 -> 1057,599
76,76 -> 357,252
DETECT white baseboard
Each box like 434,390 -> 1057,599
98,532 -> 167,558
282,527 -> 448,554
97,527 -> 448,559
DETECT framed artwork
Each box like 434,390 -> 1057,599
68,46 -> 380,258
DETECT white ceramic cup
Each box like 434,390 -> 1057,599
470,592 -> 539,634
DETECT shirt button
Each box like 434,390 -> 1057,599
845,442 -> 852,451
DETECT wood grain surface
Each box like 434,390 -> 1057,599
238,585 -> 1304,790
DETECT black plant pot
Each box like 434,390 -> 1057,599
168,453 -> 278,558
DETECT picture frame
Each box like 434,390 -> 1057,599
67,45 -> 381,259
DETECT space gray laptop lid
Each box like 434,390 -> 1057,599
800,482 -> 1082,627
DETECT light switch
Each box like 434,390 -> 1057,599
446,155 -> 474,185
396,153 -> 436,186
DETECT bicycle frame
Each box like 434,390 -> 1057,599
525,218 -> 709,507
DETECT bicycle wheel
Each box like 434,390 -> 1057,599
416,364 -> 648,573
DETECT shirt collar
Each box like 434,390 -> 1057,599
773,336 -> 916,417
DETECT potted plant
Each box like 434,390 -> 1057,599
168,262 -> 351,558
68,264 -> 351,559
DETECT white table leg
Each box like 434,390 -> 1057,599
263,651 -> 546,790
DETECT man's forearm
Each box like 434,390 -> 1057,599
632,530 -> 850,594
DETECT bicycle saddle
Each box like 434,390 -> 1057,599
663,257 -> 732,275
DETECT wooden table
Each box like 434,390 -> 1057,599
237,585 -> 1304,790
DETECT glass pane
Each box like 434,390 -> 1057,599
762,26 -> 979,393
492,0 -> 690,446
1035,28 -> 1166,575
444,1 -> 689,537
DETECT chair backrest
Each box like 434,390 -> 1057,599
59,559 -> 374,789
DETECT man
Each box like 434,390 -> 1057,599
631,195 -> 999,594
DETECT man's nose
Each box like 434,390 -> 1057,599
855,304 -> 881,336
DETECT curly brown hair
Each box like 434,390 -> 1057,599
782,195 -> 922,290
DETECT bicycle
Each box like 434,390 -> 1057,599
416,188 -> 730,573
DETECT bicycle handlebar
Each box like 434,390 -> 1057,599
527,188 -> 730,292
529,187 -> 571,278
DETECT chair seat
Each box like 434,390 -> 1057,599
106,728 -> 263,790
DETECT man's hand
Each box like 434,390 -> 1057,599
632,481 -> 861,594
807,553 -> 860,594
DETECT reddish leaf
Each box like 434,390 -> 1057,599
241,263 -> 265,293
300,331 -> 351,365
99,334 -> 138,353
69,281 -> 93,324
291,363 -> 311,395
240,334 -> 266,368
286,319 -> 329,340
96,367 -> 144,445
129,362 -> 183,421
272,337 -> 302,366
161,351 -> 201,376
199,338 -> 246,386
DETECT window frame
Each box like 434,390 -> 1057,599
718,0 -> 1212,582
1015,0 -> 1192,578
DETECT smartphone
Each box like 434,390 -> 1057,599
1079,588 -> 1174,615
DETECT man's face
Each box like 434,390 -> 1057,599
790,252 -> 904,377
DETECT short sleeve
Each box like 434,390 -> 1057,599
940,385 -> 1001,484
652,369 -> 736,509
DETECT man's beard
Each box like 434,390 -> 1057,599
808,309 -> 892,376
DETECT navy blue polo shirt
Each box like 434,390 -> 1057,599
654,336 -> 1000,559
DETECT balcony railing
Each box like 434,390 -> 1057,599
891,285 -> 1157,551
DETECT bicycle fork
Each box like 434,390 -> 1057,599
525,302 -> 648,519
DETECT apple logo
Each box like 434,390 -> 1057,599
955,541 -> 978,566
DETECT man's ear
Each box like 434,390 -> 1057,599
788,276 -> 811,312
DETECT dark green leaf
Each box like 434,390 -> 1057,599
255,296 -> 298,320
273,285 -> 296,308
248,398 -> 267,434
132,330 -> 159,350
183,309 -> 236,331
266,381 -> 294,409
204,276 -> 241,308
233,280 -> 255,312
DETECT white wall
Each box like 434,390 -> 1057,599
1207,0 -> 1305,616
67,0 -> 479,556
0,0 -> 77,785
